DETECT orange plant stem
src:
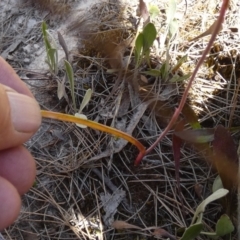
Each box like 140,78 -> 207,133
41,110 -> 146,155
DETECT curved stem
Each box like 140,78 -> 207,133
41,110 -> 146,155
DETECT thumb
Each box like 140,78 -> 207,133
0,84 -> 41,150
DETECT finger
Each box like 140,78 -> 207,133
0,146 -> 36,195
0,177 -> 21,230
0,84 -> 41,150
0,57 -> 33,97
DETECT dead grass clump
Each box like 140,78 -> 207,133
68,1 -> 136,70
20,0 -> 71,15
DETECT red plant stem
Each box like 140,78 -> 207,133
135,0 -> 229,165
41,110 -> 146,155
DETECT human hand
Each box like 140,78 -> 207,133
0,57 -> 41,230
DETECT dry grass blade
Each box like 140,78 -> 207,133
152,228 -> 177,240
21,0 -> 71,14
111,220 -> 142,230
189,19 -> 223,42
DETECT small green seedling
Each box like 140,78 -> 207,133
180,188 -> 234,239
75,89 -> 92,128
42,21 -> 58,75
143,55 -> 190,82
148,4 -> 160,20
161,0 -> 178,49
135,22 -> 157,67
64,59 -> 77,112
137,0 -> 189,83
64,58 -> 93,128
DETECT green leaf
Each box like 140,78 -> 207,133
135,32 -> 144,65
64,60 -> 76,112
142,69 -> 161,77
212,175 -> 223,193
166,0 -> 177,26
169,73 -> 191,83
142,23 -> 157,52
145,49 -> 151,67
47,48 -> 58,74
192,189 -> 229,224
215,214 -> 234,236
180,223 -> 203,240
169,18 -> 178,39
174,129 -> 214,143
171,55 -> 188,73
42,21 -> 51,50
42,21 -> 58,74
149,5 -> 160,19
160,62 -> 169,80
79,89 -> 92,113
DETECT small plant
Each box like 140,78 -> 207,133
42,21 -> 67,103
64,59 -> 76,112
74,88 -> 92,128
180,188 -> 234,239
42,22 -> 93,124
135,0 -> 229,165
138,0 -> 189,82
134,22 -> 157,67
143,55 -> 191,83
42,21 -> 58,75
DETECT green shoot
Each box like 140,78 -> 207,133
180,189 -> 234,240
134,23 -> 157,66
64,59 -> 77,113
75,89 -> 92,128
42,21 -> 58,75
148,4 -> 160,20
78,89 -> 92,114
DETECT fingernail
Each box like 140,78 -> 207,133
7,92 -> 41,133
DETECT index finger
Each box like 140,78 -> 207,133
0,57 -> 33,97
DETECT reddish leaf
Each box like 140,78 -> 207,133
174,129 -> 214,143
212,125 -> 238,191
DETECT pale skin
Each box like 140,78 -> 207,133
0,57 -> 41,230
